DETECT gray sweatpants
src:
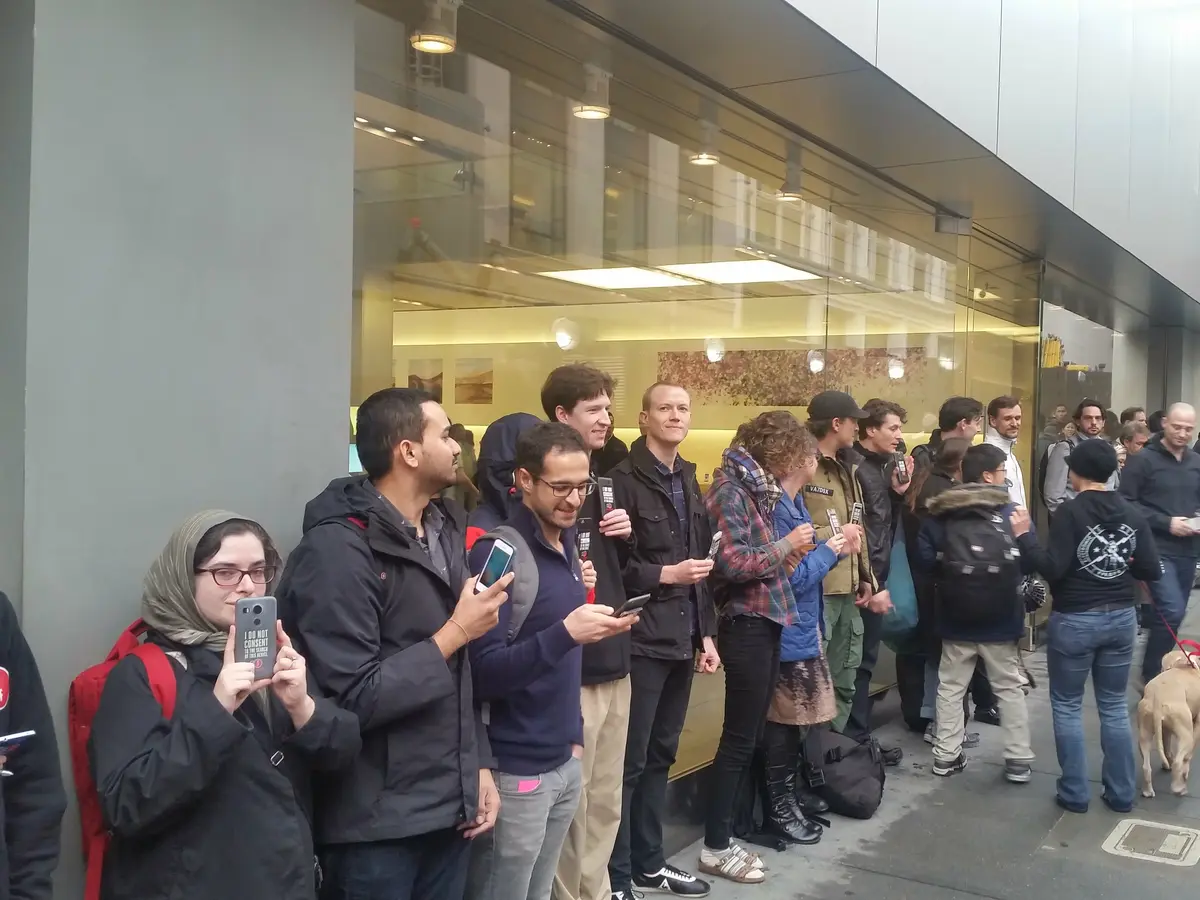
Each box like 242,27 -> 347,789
467,756 -> 583,900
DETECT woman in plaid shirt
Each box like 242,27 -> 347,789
697,412 -> 823,885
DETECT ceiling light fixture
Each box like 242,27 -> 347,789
538,267 -> 701,290
689,118 -> 720,166
382,126 -> 397,134
572,64 -> 612,120
778,141 -> 804,201
888,357 -> 906,380
354,116 -> 368,124
705,337 -> 726,363
808,350 -> 825,374
552,317 -> 579,350
412,135 -> 425,142
410,0 -> 462,54
659,260 -> 820,284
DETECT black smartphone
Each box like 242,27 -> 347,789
598,477 -> 616,515
0,730 -> 35,777
235,596 -> 277,678
827,509 -> 843,536
894,454 -> 910,484
612,593 -> 651,618
575,517 -> 593,560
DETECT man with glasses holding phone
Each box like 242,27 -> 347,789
606,383 -> 719,899
542,364 -> 635,900
0,590 -> 66,900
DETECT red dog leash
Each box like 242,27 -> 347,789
1142,581 -> 1200,670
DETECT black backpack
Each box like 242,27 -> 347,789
1035,440 -> 1062,505
810,732 -> 885,819
937,505 -> 1021,630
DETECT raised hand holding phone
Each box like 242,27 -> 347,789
214,626 -> 272,715
447,570 -> 515,646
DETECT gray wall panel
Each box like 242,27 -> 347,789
996,0 -> 1078,208
783,0 -> 880,64
876,0 -> 1002,153
19,0 -> 354,894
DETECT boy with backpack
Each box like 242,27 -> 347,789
914,444 -> 1036,783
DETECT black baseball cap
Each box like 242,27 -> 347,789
808,390 -> 868,420
1067,438 -> 1118,483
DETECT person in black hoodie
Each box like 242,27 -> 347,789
0,592 -> 65,900
90,511 -> 360,900
1119,402 -> 1200,681
1013,439 -> 1161,814
607,383 -> 718,899
278,388 -> 515,900
541,364 -> 632,900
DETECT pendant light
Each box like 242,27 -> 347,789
410,0 -> 462,54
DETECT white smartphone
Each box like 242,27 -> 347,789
707,532 -> 723,560
0,730 -> 35,777
476,538 -> 515,593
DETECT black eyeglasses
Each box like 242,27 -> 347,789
195,565 -> 278,588
537,478 -> 596,500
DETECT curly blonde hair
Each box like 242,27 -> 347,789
731,411 -> 817,477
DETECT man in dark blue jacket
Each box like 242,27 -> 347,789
915,444 -> 1035,783
466,423 -> 634,900
0,592 -> 66,900
1120,402 -> 1200,681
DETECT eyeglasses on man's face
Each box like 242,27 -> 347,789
196,565 -> 278,588
537,478 -> 596,500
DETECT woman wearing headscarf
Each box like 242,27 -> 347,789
88,511 -> 361,900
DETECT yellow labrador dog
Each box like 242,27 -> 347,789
1138,649 -> 1200,797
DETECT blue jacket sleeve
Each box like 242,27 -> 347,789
467,540 -> 579,701
788,544 -> 840,596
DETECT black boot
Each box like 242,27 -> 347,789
762,723 -> 822,845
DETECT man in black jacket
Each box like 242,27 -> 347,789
607,383 -> 718,899
845,399 -> 911,762
0,592 -> 66,900
279,388 -> 514,900
1120,402 -> 1200,681
542,364 -> 633,900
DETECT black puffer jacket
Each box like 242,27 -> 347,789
279,477 -> 492,846
89,637 -> 360,900
609,438 -> 716,661
901,471 -> 957,653
851,443 -> 902,585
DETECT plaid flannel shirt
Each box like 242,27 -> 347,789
705,449 -> 798,626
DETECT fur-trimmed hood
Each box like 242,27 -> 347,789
927,482 -> 1011,516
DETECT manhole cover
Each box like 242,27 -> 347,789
1102,819 -> 1200,866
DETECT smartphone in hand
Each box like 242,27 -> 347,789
235,596 -> 278,678
611,593 -> 651,618
476,538 -> 515,593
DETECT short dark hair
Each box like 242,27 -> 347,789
1119,406 -> 1145,424
515,422 -> 588,479
938,396 -> 984,432
860,398 -> 907,434
734,411 -> 817,476
1074,398 -> 1105,421
1120,421 -> 1150,443
1148,409 -> 1166,433
541,364 -> 614,420
356,387 -> 433,480
641,381 -> 688,411
962,444 -> 1007,484
987,395 -> 1021,420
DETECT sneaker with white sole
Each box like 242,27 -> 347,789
933,753 -> 967,777
1004,760 -> 1033,784
633,864 -> 711,896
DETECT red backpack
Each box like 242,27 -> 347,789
68,619 -> 178,900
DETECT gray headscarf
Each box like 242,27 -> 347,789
141,509 -> 256,653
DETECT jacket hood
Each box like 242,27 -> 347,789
301,475 -> 381,532
474,413 -> 543,524
927,482 -> 1011,516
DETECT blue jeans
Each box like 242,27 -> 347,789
1142,556 -> 1196,681
1047,608 -> 1138,810
320,828 -> 471,900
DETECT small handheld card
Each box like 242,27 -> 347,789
827,509 -> 843,536
850,502 -> 864,525
598,477 -> 616,515
575,518 -> 593,560
707,531 -> 722,560
895,454 -> 910,484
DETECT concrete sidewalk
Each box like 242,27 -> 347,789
670,605 -> 1200,899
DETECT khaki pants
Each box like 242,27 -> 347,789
553,676 -> 631,900
823,595 -> 863,733
933,640 -> 1033,763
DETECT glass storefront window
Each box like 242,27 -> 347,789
351,0 -> 1040,774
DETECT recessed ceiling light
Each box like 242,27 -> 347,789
689,151 -> 719,166
355,116 -> 368,124
383,126 -> 397,134
538,267 -> 702,290
658,260 -> 821,284
412,135 -> 425,142
573,104 -> 611,120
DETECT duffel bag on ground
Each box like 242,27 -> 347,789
810,731 -> 885,820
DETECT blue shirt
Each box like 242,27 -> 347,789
468,504 -> 586,776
